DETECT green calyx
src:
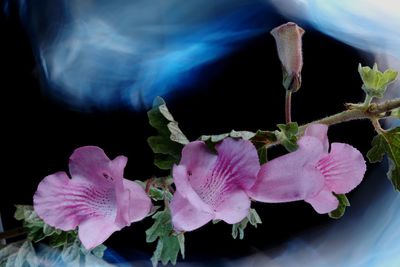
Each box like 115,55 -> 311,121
358,63 -> 398,99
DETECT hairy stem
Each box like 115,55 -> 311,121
285,91 -> 292,123
0,227 -> 26,241
266,97 -> 400,148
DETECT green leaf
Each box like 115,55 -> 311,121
13,205 -> 106,255
146,210 -> 185,267
367,127 -> 400,191
231,208 -> 262,240
329,194 -> 350,219
275,122 -> 299,152
148,97 -> 189,170
200,130 -> 257,143
358,63 -> 398,98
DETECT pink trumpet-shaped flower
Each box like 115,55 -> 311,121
170,138 -> 260,232
33,146 -> 152,249
249,124 -> 366,214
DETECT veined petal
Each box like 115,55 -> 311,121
122,179 -> 152,222
214,190 -> 250,224
214,138 -> 260,190
78,217 -> 121,249
249,136 -> 325,202
189,138 -> 258,209
305,187 -> 339,214
170,192 -> 214,232
34,172 -> 117,231
304,124 -> 329,152
172,138 -> 258,230
173,165 -> 213,213
69,146 -> 126,187
179,141 -> 218,189
318,142 -> 366,194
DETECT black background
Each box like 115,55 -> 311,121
0,2 -> 375,264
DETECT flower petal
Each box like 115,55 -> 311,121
78,217 -> 121,249
34,172 -> 79,231
317,142 -> 366,194
305,187 -> 339,214
304,124 -> 329,152
34,172 -> 117,231
214,190 -> 250,224
214,138 -> 260,190
69,146 -> 126,186
179,141 -> 217,189
122,179 -> 152,222
172,165 -> 212,213
170,192 -> 214,232
249,136 -> 325,202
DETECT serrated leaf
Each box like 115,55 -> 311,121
146,210 -> 185,267
231,208 -> 262,240
275,122 -> 299,152
329,194 -> 350,219
13,205 -> 84,250
200,130 -> 256,144
367,127 -> 400,191
148,97 -> 189,170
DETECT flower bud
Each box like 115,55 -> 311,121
271,22 -> 304,92
358,63 -> 398,98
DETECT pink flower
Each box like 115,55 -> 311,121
170,138 -> 260,232
33,146 -> 152,249
249,124 -> 366,213
271,22 -> 304,91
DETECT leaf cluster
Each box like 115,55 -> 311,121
146,210 -> 185,267
367,127 -> 400,191
148,97 -> 189,170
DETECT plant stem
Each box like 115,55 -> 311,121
0,227 -> 26,241
363,94 -> 373,107
285,91 -> 292,123
371,117 -> 385,134
266,97 -> 400,148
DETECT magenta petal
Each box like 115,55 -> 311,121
305,187 -> 339,214
171,138 -> 259,231
180,141 -> 218,190
214,190 -> 250,224
170,192 -> 214,232
318,143 -> 366,194
122,179 -> 152,222
173,165 -> 212,212
78,217 -> 121,249
304,124 -> 329,152
34,172 -> 117,231
34,172 -> 80,231
69,146 -> 125,186
249,136 -> 325,202
214,138 -> 260,189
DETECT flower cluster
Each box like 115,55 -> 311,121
33,124 -> 366,248
170,124 -> 366,231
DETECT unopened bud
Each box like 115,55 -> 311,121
271,22 -> 304,92
358,63 -> 398,98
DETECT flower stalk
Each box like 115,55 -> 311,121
285,91 -> 292,123
263,97 -> 400,149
